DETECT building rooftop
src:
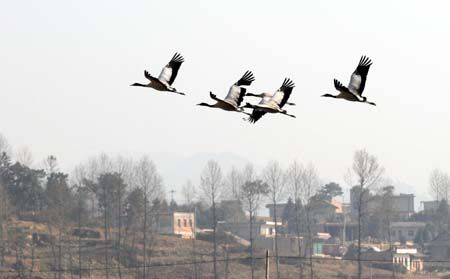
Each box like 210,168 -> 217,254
390,222 -> 426,228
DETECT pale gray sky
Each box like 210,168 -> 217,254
1,0 -> 449,204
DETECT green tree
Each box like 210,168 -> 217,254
44,172 -> 73,218
94,172 -> 127,224
316,182 -> 343,201
433,199 -> 450,234
6,163 -> 45,214
282,197 -> 296,232
125,187 -> 145,226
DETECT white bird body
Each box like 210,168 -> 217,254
322,56 -> 376,106
348,73 -> 362,96
245,91 -> 296,106
131,53 -> 186,95
244,78 -> 296,123
198,71 -> 255,112
252,95 -> 283,113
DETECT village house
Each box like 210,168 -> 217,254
426,231 -> 450,259
267,199 -> 345,224
356,247 -> 424,272
350,191 -> 415,220
265,203 -> 288,221
420,200 -> 450,213
217,218 -> 282,240
390,222 -> 426,242
158,211 -> 195,239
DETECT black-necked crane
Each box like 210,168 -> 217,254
245,92 -> 296,106
131,53 -> 186,95
322,55 -> 375,106
242,78 -> 296,123
197,71 -> 255,112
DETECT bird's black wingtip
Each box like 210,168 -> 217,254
359,55 -> 373,67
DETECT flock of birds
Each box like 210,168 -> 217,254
131,53 -> 375,123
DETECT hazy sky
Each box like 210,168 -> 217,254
1,0 -> 449,204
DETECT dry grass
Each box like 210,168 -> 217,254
0,220 -> 448,278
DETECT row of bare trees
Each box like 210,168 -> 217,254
429,168 -> 450,202
180,150 -> 387,279
72,154 -> 164,279
3,132 -> 434,279
191,159 -> 323,279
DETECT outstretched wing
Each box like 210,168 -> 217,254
270,78 -> 295,108
248,109 -> 266,123
144,70 -> 159,83
334,79 -> 348,92
348,55 -> 372,96
236,70 -> 255,86
224,71 -> 255,107
158,53 -> 185,85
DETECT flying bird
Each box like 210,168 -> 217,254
131,53 -> 186,95
322,56 -> 376,106
197,71 -> 255,112
242,78 -> 296,123
245,92 -> 296,106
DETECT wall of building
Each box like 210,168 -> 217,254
159,212 -> 195,239
390,223 -> 425,242
173,212 -> 195,239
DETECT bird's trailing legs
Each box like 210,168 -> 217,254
173,91 -> 186,95
281,110 -> 296,118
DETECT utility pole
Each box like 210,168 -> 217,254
265,250 -> 270,279
343,193 -> 346,246
169,189 -> 176,212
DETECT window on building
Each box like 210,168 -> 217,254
398,230 -> 403,236
408,230 -> 414,236
269,228 -> 273,235
178,219 -> 181,227
189,219 -> 193,227
184,219 -> 187,227
392,230 -> 396,236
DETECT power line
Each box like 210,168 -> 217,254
1,254 -> 450,274
0,255 -> 264,274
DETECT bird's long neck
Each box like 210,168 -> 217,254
131,83 -> 147,87
246,93 -> 262,97
322,94 -> 337,98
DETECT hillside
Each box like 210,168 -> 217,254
0,219 -> 444,279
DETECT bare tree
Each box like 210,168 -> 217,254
134,155 -> 163,279
243,163 -> 257,178
379,185 -> 397,279
226,166 -> 244,201
429,169 -> 450,201
181,180 -> 199,278
347,149 -> 384,279
302,164 -> 320,279
182,180 -> 196,206
241,180 -> 268,279
112,156 -> 134,279
15,146 -> 34,167
72,165 -> 86,279
0,134 -> 11,157
285,161 -> 305,279
0,182 -> 10,268
263,161 -> 285,279
199,160 -> 223,279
